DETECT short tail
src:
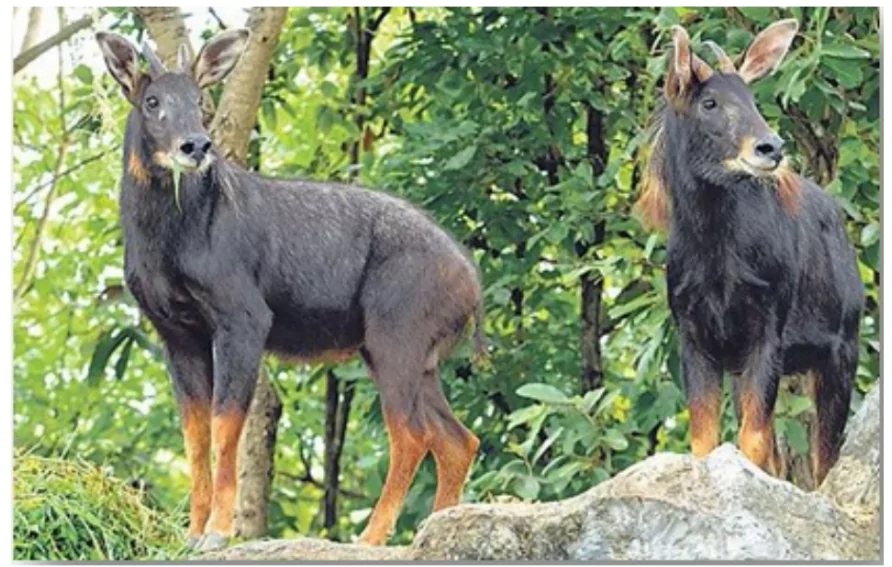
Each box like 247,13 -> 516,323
470,299 -> 488,365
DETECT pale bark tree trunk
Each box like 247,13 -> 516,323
138,6 -> 289,538
209,8 -> 288,162
20,8 -> 44,54
134,7 -> 193,61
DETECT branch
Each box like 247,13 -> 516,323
208,8 -> 228,30
277,471 -> 364,500
369,7 -> 391,34
13,14 -> 95,74
294,436 -> 364,500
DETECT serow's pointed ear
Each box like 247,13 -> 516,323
665,26 -> 713,106
193,28 -> 250,89
738,18 -> 799,83
96,31 -> 147,101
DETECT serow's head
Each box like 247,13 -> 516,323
96,29 -> 249,172
664,19 -> 799,182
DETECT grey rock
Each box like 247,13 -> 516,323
200,384 -> 880,562
819,384 -> 880,531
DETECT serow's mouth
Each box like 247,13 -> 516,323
172,153 -> 204,172
153,151 -> 213,173
724,155 -> 783,177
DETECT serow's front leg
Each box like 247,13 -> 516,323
160,329 -> 213,549
199,296 -> 272,552
680,336 -> 723,458
732,343 -> 784,477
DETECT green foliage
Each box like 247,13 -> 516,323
13,452 -> 185,560
13,6 -> 879,554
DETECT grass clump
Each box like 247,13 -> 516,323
13,451 -> 186,560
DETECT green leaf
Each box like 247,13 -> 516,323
516,383 -> 570,404
736,7 -> 773,22
171,160 -> 183,212
785,395 -> 813,417
862,242 -> 879,271
532,426 -> 564,464
114,337 -> 134,380
821,42 -> 871,59
820,57 -> 863,89
783,419 -> 809,456
85,329 -> 130,387
507,404 -> 545,430
860,223 -> 879,247
512,475 -> 540,501
443,145 -> 477,171
603,428 -> 629,451
72,65 -> 93,85
582,388 -> 606,414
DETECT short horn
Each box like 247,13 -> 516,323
141,40 -> 166,76
177,44 -> 191,74
703,40 -> 736,74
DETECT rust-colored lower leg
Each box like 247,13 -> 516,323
431,427 -> 479,511
809,369 -> 850,486
738,391 -> 782,476
182,402 -> 212,539
205,409 -> 247,537
358,412 -> 429,545
689,386 -> 722,458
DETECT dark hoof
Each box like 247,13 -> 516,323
197,531 -> 230,552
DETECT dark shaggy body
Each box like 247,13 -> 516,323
640,40 -> 864,485
119,79 -> 483,547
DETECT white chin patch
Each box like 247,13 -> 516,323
172,153 -> 214,173
724,156 -> 780,178
154,151 -> 215,173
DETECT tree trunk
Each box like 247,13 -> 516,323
137,6 -> 289,537
322,371 -> 355,538
235,372 -> 282,537
579,104 -> 608,393
135,7 -> 192,61
209,8 -> 288,163
20,8 -> 44,54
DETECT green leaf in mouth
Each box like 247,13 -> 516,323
171,160 -> 183,212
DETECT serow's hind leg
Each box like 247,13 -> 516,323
423,371 -> 479,511
810,356 -> 854,486
358,396 -> 430,545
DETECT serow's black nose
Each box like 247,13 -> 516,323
754,134 -> 785,165
180,135 -> 213,162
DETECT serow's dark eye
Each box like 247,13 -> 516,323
702,98 -> 717,111
145,96 -> 159,110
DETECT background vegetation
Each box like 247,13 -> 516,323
13,6 -> 879,557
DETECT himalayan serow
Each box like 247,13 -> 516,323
95,29 -> 486,551
634,19 -> 864,486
